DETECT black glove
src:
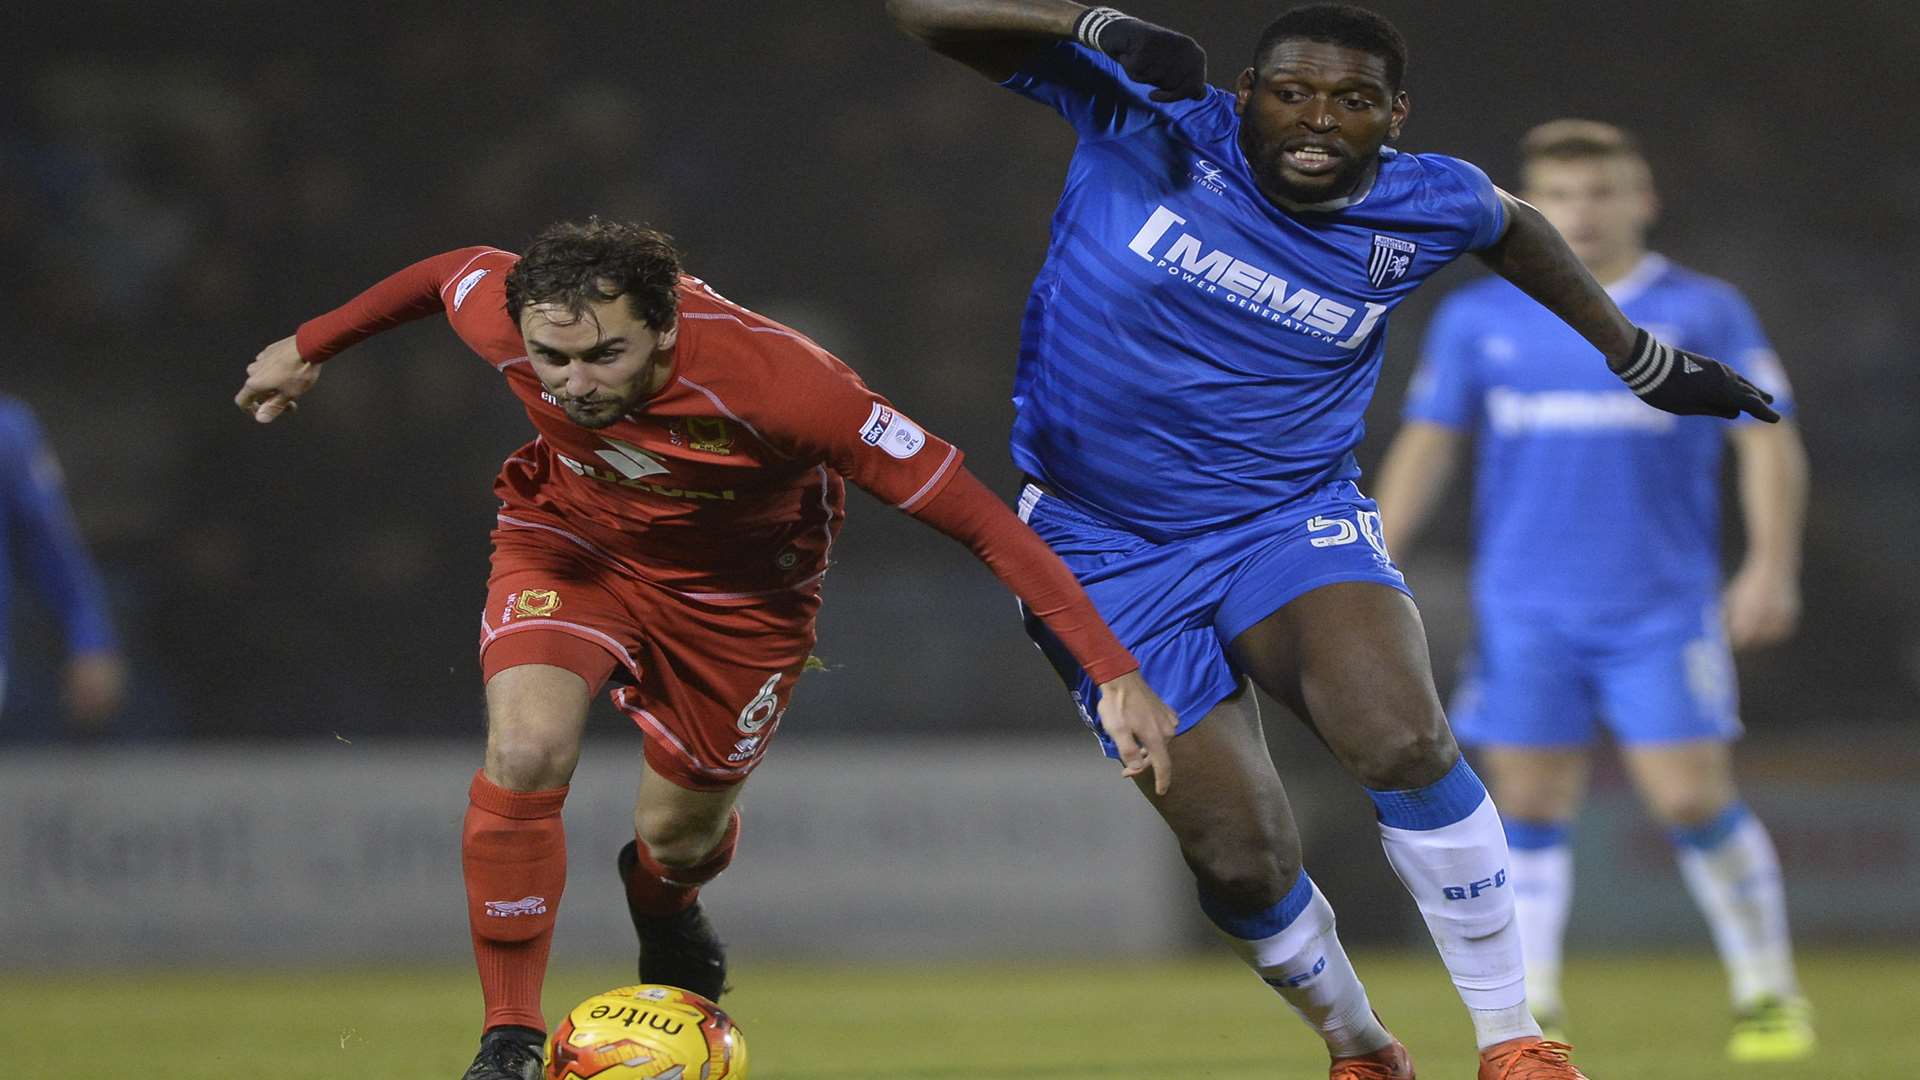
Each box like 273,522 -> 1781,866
1073,6 -> 1208,102
1616,327 -> 1779,422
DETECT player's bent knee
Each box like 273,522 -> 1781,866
1181,837 -> 1298,911
634,807 -> 734,869
1349,726 -> 1457,791
1648,790 -> 1736,830
484,724 -> 583,791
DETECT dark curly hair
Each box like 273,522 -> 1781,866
1254,4 -> 1408,91
504,218 -> 682,330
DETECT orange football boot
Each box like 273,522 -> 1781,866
1330,1038 -> 1414,1079
1477,1036 -> 1589,1079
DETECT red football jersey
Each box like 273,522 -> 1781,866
306,247 -> 961,602
296,245 -> 1140,684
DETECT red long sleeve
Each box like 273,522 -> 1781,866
909,466 -> 1138,685
295,247 -> 500,362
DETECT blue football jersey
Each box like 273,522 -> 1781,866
1404,255 -> 1795,608
1002,42 -> 1506,542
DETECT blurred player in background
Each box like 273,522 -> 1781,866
233,219 -> 1178,1080
1374,119 -> 1813,1063
0,394 -> 126,734
888,3 -> 1782,1077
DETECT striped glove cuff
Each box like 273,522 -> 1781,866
1618,327 -> 1692,397
1073,6 -> 1130,51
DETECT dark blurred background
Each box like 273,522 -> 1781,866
3,0 -> 1915,748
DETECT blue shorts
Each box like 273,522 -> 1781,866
1450,597 -> 1741,749
1016,479 -> 1410,759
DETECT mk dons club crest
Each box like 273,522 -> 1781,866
513,589 -> 562,618
686,417 -> 734,455
1369,234 -> 1417,288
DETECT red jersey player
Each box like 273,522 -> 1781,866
233,219 -> 1178,1080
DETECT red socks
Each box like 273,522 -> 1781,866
463,769 -> 568,1033
625,809 -> 742,917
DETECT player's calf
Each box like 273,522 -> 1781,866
1202,871 -> 1398,1065
1370,757 -> 1540,1049
463,770 -> 569,1035
617,809 -> 741,1001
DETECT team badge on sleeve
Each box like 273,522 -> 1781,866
1369,235 -> 1418,288
858,403 -> 927,460
512,589 -> 562,618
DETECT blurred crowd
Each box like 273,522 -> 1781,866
3,2 -> 1914,740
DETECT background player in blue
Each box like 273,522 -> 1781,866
1375,119 -> 1813,1064
887,3 -> 1778,1078
0,394 -> 126,734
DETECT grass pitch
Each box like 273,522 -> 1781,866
7,950 -> 1910,1078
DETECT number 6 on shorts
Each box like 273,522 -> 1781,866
737,673 -> 781,734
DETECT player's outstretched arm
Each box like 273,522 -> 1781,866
1479,190 -> 1778,423
909,466 -> 1179,792
886,0 -> 1205,100
233,247 -> 502,424
1372,421 -> 1464,559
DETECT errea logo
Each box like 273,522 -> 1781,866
452,268 -> 489,311
592,438 -> 670,479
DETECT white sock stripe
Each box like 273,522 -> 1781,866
1675,814 -> 1800,1004
1508,844 -> 1574,1017
1377,797 -> 1530,1021
1213,880 -> 1390,1059
1075,7 -> 1127,50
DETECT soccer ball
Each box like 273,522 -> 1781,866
546,984 -> 748,1079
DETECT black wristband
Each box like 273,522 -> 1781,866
1073,6 -> 1129,51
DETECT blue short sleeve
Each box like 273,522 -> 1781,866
1403,292 -> 1483,429
1415,155 -> 1507,253
1001,41 -> 1214,142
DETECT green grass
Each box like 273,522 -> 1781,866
7,950 -> 1912,1078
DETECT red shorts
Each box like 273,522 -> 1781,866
479,530 -> 820,791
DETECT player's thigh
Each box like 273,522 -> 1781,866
482,664 -> 597,789
1134,681 -> 1303,906
1593,599 -> 1742,749
1229,580 -> 1454,789
1619,739 -> 1738,828
479,537 -> 634,789
1475,745 -> 1593,822
1016,483 -> 1240,754
1449,606 -> 1597,752
616,588 -> 819,794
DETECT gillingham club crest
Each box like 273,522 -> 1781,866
1368,234 -> 1417,288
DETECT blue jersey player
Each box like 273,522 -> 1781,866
1375,120 -> 1813,1063
0,395 -> 125,733
887,4 -> 1776,1078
